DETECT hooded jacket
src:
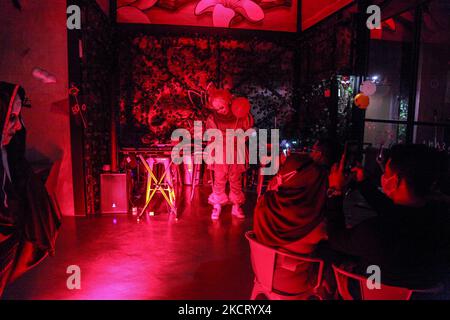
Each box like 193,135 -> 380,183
253,153 -> 329,248
0,81 -> 61,297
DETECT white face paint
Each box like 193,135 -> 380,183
2,95 -> 22,146
212,97 -> 230,115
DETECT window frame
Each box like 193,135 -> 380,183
363,1 -> 450,145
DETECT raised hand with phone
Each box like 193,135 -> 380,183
328,141 -> 367,197
328,143 -> 353,195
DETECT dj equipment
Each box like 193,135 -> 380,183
120,145 -> 174,157
137,154 -> 177,220
118,145 -> 209,219
120,146 -> 180,219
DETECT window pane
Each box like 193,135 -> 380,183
415,0 -> 450,124
364,122 -> 407,148
414,124 -> 450,197
366,10 -> 415,121
413,125 -> 450,151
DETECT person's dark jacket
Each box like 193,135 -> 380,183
326,179 -> 450,289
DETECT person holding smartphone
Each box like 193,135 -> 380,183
326,144 -> 450,292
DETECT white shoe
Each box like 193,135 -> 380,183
231,205 -> 245,219
211,205 -> 222,220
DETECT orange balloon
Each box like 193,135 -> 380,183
354,93 -> 370,109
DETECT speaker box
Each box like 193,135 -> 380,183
100,173 -> 128,214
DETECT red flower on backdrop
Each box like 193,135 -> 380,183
69,85 -> 80,97
195,0 -> 264,28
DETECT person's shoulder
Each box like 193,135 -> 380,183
290,153 -> 313,166
296,153 -> 312,162
279,153 -> 313,175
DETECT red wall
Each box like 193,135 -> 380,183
302,0 -> 354,30
0,0 -> 74,215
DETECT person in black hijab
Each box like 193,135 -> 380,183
0,81 -> 61,297
252,139 -> 340,296
253,138 -> 341,252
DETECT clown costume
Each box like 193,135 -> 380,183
205,89 -> 254,220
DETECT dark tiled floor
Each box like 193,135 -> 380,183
3,187 -> 257,300
2,184 -> 378,300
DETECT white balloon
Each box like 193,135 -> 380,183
360,81 -> 377,96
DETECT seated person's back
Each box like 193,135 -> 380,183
253,153 -> 329,253
252,139 -> 340,294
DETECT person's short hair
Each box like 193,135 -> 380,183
315,137 -> 342,166
387,144 -> 442,197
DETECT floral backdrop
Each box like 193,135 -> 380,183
118,33 -> 295,147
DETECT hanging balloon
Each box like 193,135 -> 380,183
360,80 -> 377,96
354,93 -> 370,109
231,97 -> 251,118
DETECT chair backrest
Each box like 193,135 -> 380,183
332,264 -> 414,300
245,231 -> 324,294
246,231 -> 277,292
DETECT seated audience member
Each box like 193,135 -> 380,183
327,144 -> 450,291
252,139 -> 340,295
0,82 -> 61,297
